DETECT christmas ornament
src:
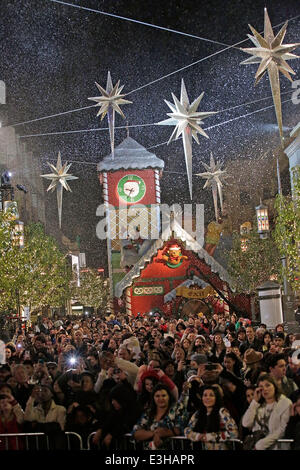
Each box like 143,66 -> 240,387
156,79 -> 217,199
240,8 -> 300,143
88,71 -> 132,156
41,152 -> 78,228
162,244 -> 188,268
196,153 -> 227,220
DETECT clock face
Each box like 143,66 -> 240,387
117,174 -> 146,203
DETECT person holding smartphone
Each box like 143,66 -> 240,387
242,373 -> 292,450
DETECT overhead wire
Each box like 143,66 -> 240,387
8,4 -> 300,129
48,0 -> 236,48
19,91 -> 295,140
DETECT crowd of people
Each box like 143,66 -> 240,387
0,311 -> 300,451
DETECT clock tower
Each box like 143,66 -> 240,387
98,137 -> 164,308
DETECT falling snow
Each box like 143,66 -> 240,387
0,0 -> 299,271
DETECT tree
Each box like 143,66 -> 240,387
71,268 -> 109,312
274,168 -> 300,293
0,221 -> 72,314
226,224 -> 281,295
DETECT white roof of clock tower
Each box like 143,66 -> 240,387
97,137 -> 165,172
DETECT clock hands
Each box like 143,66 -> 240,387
124,186 -> 135,198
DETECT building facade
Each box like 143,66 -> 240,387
0,126 -> 46,225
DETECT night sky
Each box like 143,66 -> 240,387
0,0 -> 299,271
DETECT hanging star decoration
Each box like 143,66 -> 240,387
196,153 -> 227,221
88,71 -> 132,156
41,152 -> 78,229
156,79 -> 217,200
240,8 -> 300,144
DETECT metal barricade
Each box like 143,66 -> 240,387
87,432 -> 136,451
87,432 -> 96,450
0,432 -> 294,451
87,433 -> 244,451
276,439 -> 294,450
0,431 -> 83,450
65,432 -> 83,450
0,433 -> 48,451
172,437 -> 243,451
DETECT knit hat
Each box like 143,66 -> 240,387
244,348 -> 263,365
190,354 -> 208,365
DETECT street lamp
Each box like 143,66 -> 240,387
255,199 -> 269,239
12,220 -> 24,248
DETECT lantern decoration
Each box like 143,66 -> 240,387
12,220 -> 24,248
241,238 -> 248,252
255,199 -> 269,238
3,200 -> 19,219
240,221 -> 252,251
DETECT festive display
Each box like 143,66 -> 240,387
41,152 -> 78,229
88,71 -> 132,156
162,244 -> 188,268
204,219 -> 224,256
156,79 -> 216,199
196,153 -> 227,221
175,285 -> 215,299
240,8 -> 300,143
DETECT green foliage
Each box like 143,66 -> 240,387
0,220 -> 72,313
71,268 -> 109,312
274,167 -> 300,293
226,225 -> 281,294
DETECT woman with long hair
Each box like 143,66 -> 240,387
0,389 -> 24,450
260,331 -> 273,353
184,385 -> 238,450
242,374 -> 292,450
223,352 -> 242,378
137,376 -> 158,412
93,381 -> 142,449
209,333 -> 226,364
181,338 -> 192,360
132,384 -> 188,450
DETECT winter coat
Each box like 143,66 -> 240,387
242,395 -> 292,450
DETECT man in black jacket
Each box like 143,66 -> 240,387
239,326 -> 262,355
